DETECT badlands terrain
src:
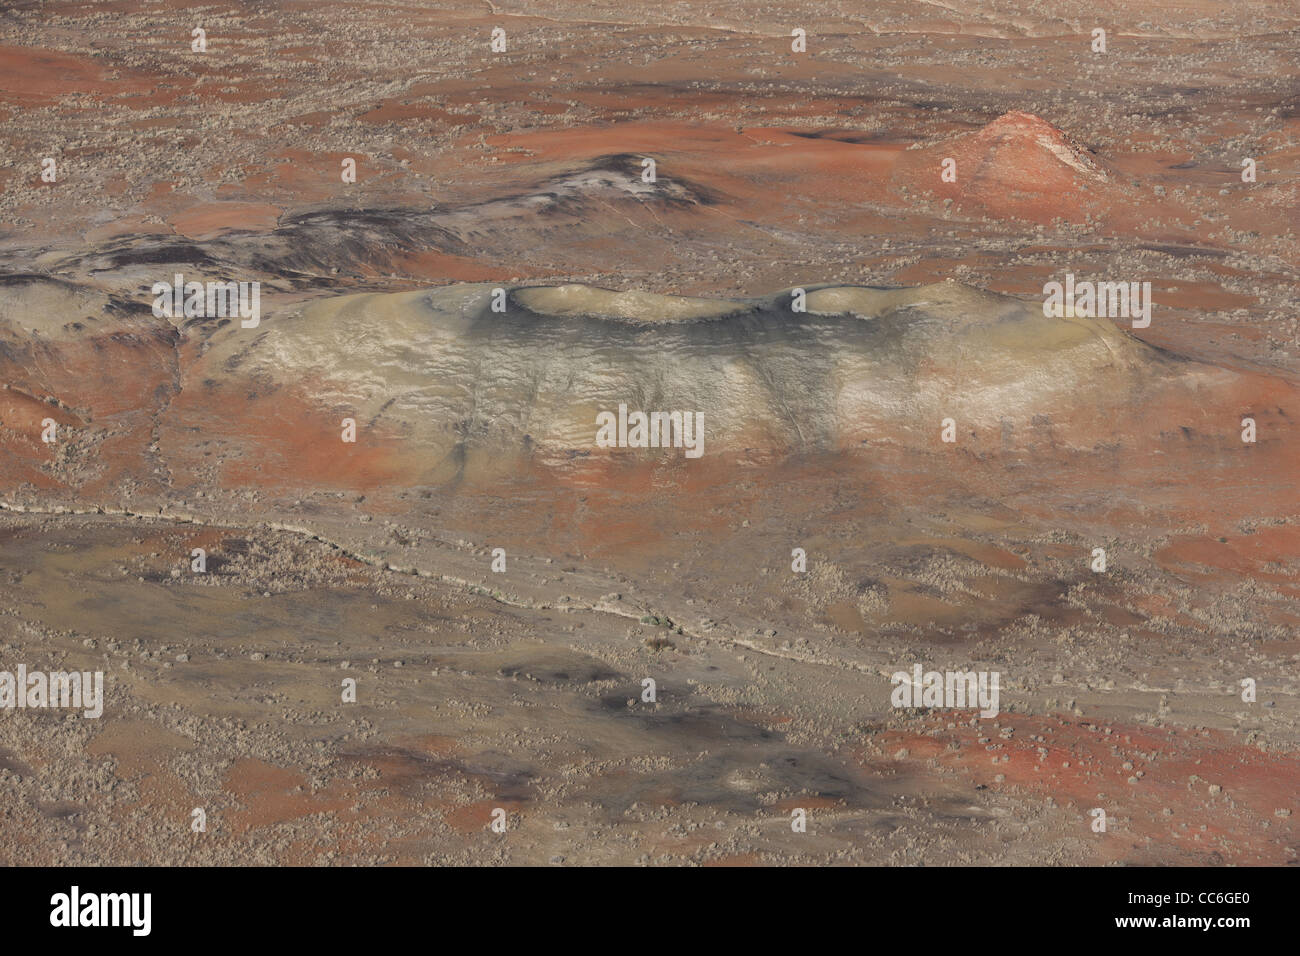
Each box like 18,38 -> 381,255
0,0 -> 1297,865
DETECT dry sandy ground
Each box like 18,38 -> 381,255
0,1 -> 1296,865
2,509 -> 1295,866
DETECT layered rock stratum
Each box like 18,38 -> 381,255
0,0 -> 1296,868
